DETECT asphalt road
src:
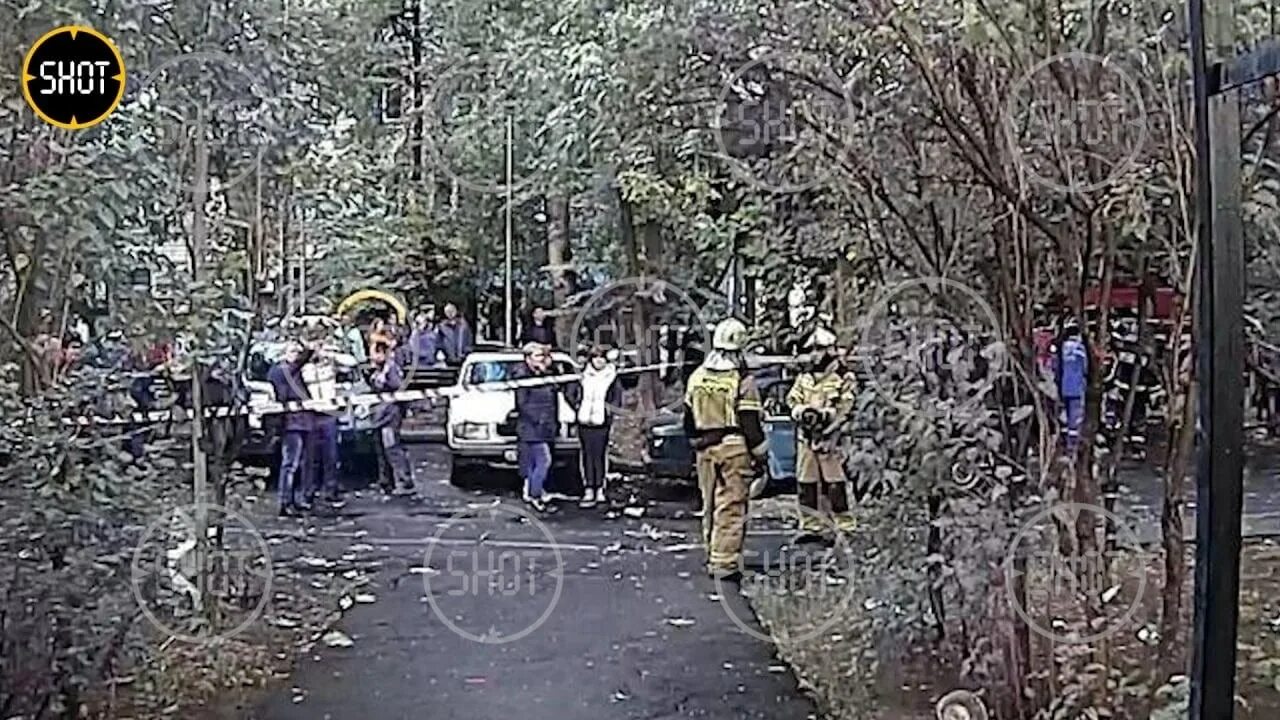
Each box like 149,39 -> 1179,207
248,445 -> 816,720
1115,445 -> 1280,543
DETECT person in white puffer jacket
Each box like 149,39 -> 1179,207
569,345 -> 622,507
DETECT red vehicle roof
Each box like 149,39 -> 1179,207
1083,286 -> 1181,319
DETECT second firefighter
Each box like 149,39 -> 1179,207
786,327 -> 857,533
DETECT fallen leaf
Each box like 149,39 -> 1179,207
355,593 -> 376,604
666,617 -> 696,627
321,630 -> 354,648
1101,584 -> 1121,603
623,507 -> 645,518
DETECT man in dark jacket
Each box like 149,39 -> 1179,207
370,341 -> 415,495
267,341 -> 315,516
439,303 -> 474,365
513,342 -> 559,512
519,306 -> 558,348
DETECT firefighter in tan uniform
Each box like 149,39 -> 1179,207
786,327 -> 857,533
683,318 -> 768,581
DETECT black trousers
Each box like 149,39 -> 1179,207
579,425 -> 610,489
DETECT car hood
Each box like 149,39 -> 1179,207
450,388 -> 575,425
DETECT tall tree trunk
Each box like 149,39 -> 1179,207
1157,286 -> 1195,680
615,187 -> 656,411
546,194 -> 574,343
633,221 -> 663,413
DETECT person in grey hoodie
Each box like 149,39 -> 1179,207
369,342 -> 414,495
439,303 -> 474,365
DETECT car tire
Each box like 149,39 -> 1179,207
448,456 -> 480,487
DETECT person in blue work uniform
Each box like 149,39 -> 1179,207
267,341 -> 315,516
1054,319 -> 1089,455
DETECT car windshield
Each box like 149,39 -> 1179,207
465,359 -> 573,385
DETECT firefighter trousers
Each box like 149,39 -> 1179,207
695,442 -> 753,573
796,441 -> 850,517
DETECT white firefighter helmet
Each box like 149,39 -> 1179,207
710,317 -> 748,351
805,326 -> 838,349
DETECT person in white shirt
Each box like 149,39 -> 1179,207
569,345 -> 622,507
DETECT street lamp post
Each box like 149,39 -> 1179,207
505,114 -> 514,347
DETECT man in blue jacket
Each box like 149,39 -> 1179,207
267,341 -> 315,516
513,342 -> 559,512
1055,320 -> 1089,455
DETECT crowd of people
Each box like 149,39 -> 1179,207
266,301 -> 605,516
266,302 -> 479,515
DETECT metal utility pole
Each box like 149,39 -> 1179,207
504,114 -> 514,346
190,106 -> 210,608
298,223 -> 307,315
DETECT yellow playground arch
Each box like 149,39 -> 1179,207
336,289 -> 408,323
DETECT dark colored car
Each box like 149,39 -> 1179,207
643,373 -> 797,496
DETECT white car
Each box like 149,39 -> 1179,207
446,350 -> 581,486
